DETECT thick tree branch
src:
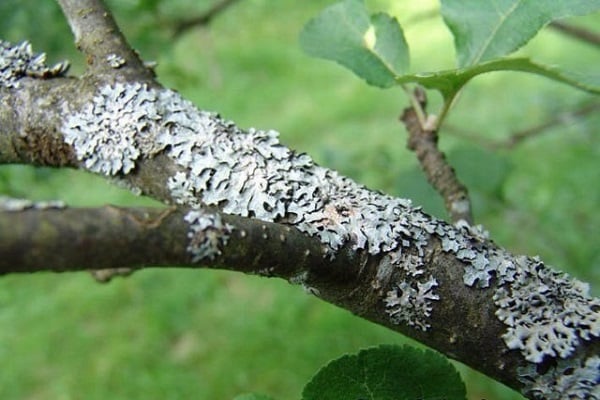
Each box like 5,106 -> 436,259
0,3 -> 598,398
2,200 -> 598,397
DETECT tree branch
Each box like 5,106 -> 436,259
0,3 -> 598,398
444,101 -> 600,150
0,201 -> 331,278
401,88 -> 473,224
56,0 -> 154,80
549,21 -> 600,48
173,0 -> 242,37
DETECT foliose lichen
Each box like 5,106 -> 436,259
184,210 -> 233,263
519,355 -> 600,399
493,256 -> 600,363
384,276 -> 439,331
62,82 -> 163,175
0,39 -> 68,88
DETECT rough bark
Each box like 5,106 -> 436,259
0,1 -> 598,399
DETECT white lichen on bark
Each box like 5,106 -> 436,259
63,83 -> 163,175
493,255 -> 600,363
184,210 -> 233,262
0,40 -> 68,88
106,54 -> 126,69
0,196 -> 65,211
384,276 -> 439,331
519,355 -> 600,399
446,221 -> 599,366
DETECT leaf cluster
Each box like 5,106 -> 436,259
300,0 -> 600,127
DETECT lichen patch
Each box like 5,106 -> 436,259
106,53 -> 126,69
184,210 -> 233,263
384,276 -> 439,331
0,196 -> 65,211
519,355 -> 600,399
62,83 -> 163,175
493,256 -> 600,363
0,40 -> 68,88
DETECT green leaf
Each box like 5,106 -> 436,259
299,0 -> 409,88
233,394 -> 275,400
302,345 -> 466,400
441,0 -> 600,67
396,58 -> 600,102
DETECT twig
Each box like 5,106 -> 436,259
56,0 -> 154,80
502,102 -> 599,148
549,21 -> 600,48
445,102 -> 600,150
173,0 -> 242,37
400,88 -> 473,224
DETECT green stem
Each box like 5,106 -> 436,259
433,91 -> 458,131
402,84 -> 428,128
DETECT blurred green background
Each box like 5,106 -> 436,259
0,0 -> 598,399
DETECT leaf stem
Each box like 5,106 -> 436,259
402,84 -> 428,128
434,91 -> 459,131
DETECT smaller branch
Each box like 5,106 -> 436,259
502,102 -> 599,149
445,102 -> 600,150
173,0 -> 242,37
400,88 -> 473,224
549,21 -> 600,48
0,204 -> 333,280
56,0 -> 154,80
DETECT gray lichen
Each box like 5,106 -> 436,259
0,40 -> 68,88
519,356 -> 600,399
493,255 -> 600,363
184,210 -> 233,263
384,276 -> 439,331
0,196 -> 65,211
106,53 -> 126,69
448,217 -> 600,367
62,83 -> 163,175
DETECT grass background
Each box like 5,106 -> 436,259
0,0 -> 598,399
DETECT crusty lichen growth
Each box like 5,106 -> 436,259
493,255 -> 600,363
184,210 -> 233,262
106,54 -> 126,69
0,196 -> 65,211
62,83 -> 163,175
0,40 -> 68,88
384,276 -> 439,331
436,217 -> 600,369
519,355 -> 600,399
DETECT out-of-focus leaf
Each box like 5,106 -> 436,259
299,0 -> 409,88
302,345 -> 466,400
440,0 -> 600,67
